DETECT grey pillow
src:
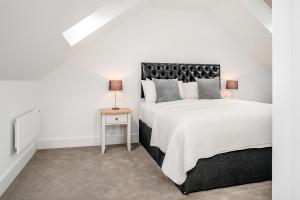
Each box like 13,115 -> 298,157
196,78 -> 222,99
153,79 -> 182,103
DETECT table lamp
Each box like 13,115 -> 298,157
226,80 -> 238,99
109,80 -> 123,110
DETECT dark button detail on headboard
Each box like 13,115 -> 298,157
141,62 -> 221,98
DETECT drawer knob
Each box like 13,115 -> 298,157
115,117 -> 118,121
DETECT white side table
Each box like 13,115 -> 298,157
100,108 -> 132,154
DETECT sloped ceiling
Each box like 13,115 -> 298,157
0,0 -> 108,80
209,0 -> 272,68
264,0 -> 272,8
150,0 -> 223,12
0,0 -> 272,80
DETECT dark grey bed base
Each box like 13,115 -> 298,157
139,120 -> 272,194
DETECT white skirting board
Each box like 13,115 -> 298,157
37,134 -> 139,149
0,142 -> 37,197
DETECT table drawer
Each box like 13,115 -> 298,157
105,114 -> 128,124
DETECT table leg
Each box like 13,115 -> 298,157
101,114 -> 105,154
127,113 -> 131,152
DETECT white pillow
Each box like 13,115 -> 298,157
178,81 -> 184,99
181,82 -> 199,99
141,79 -> 156,102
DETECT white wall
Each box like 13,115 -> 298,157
209,0 -> 272,69
37,7 -> 272,148
0,81 -> 37,196
273,0 -> 300,199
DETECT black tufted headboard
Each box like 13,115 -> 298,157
141,62 -> 221,98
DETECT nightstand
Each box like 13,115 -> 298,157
100,108 -> 132,154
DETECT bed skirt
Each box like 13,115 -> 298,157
139,120 -> 272,194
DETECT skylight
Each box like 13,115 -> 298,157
63,0 -> 141,46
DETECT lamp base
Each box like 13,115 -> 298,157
112,107 -> 120,110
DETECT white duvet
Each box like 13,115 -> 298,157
140,99 -> 272,185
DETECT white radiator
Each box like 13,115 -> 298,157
14,110 -> 41,154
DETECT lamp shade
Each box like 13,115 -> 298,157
226,80 -> 238,90
109,80 -> 123,91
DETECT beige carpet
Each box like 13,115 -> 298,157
0,145 -> 271,200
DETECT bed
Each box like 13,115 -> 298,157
139,62 -> 272,194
